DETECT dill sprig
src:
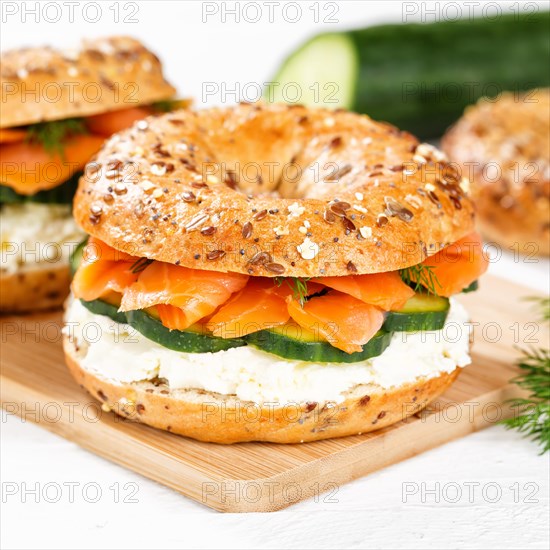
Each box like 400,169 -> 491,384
26,118 -> 88,156
501,296 -> 550,453
502,348 -> 550,453
399,264 -> 441,295
525,296 -> 550,322
275,277 -> 311,306
130,258 -> 154,273
151,98 -> 191,113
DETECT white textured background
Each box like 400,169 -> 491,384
1,1 -> 549,549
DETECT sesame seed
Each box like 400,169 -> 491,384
182,191 -> 196,202
151,163 -> 167,176
141,179 -> 155,192
90,203 -> 103,216
114,183 -> 127,195
355,192 -> 364,201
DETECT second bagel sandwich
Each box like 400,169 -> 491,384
0,36 -> 181,312
64,103 -> 488,443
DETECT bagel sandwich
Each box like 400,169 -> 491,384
0,36 -> 183,312
64,103 -> 488,443
442,88 -> 550,256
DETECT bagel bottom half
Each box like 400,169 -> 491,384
63,334 -> 461,444
1,202 -> 84,313
1,265 -> 71,313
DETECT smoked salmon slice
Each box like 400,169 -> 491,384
119,262 -> 248,330
0,134 -> 105,194
415,232 -> 489,297
207,278 -> 323,338
313,271 -> 415,311
0,128 -> 27,144
287,291 -> 385,354
72,238 -> 140,301
85,107 -> 154,137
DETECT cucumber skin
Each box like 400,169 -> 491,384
125,309 -> 247,353
383,311 -> 447,332
70,238 -> 88,277
383,293 -> 449,331
245,329 -> 392,364
278,12 -> 550,138
80,299 -> 127,324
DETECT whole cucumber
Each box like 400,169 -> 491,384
267,12 -> 550,138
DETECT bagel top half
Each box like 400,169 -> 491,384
74,103 -> 475,278
1,36 -> 176,128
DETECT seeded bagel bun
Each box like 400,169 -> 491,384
63,333 -> 460,444
74,103 -> 475,278
1,264 -> 70,312
0,36 -> 176,129
442,89 -> 550,256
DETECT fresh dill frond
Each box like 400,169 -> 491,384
25,118 -> 88,156
399,264 -> 441,295
150,98 -> 191,113
274,277 -> 311,306
502,347 -> 550,453
501,295 -> 550,453
525,296 -> 550,322
130,258 -> 154,273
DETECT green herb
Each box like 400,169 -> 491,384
274,277 -> 311,306
525,296 -> 550,322
501,348 -> 550,453
0,171 -> 81,205
462,280 -> 479,293
501,296 -> 550,453
25,118 -> 88,156
399,264 -> 441,295
151,98 -> 187,113
130,258 -> 154,273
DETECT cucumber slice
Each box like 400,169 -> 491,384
125,309 -> 246,353
245,322 -> 392,364
79,298 -> 246,353
80,298 -> 127,324
70,238 -> 88,277
383,294 -> 449,332
265,33 -> 358,109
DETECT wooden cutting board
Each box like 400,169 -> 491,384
0,275 -> 544,512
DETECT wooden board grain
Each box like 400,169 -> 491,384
0,275 -> 545,512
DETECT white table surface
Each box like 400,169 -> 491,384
1,2 -> 549,549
